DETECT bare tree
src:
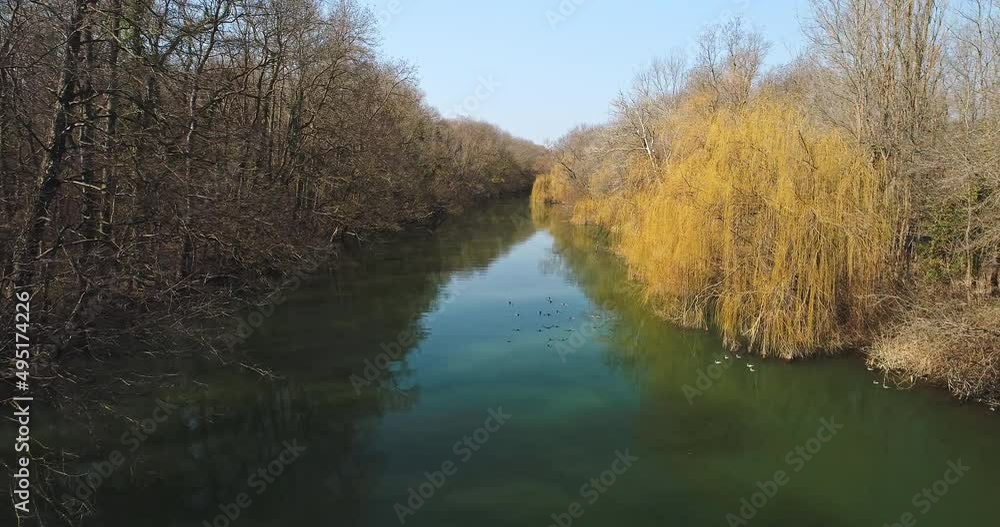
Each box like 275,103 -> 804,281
692,17 -> 770,109
806,0 -> 946,167
1,0 -> 546,378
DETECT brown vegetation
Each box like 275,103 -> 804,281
0,0 -> 545,367
871,298 -> 1000,402
533,1 -> 999,405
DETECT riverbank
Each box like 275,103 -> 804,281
1,0 -> 549,402
3,197 -> 540,526
12,197 -> 1000,527
25,187 -> 539,393
530,191 -> 1000,410
527,4 -> 998,409
869,298 -> 1000,406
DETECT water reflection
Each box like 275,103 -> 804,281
535,204 -> 1000,526
16,198 -> 999,527
27,200 -> 537,526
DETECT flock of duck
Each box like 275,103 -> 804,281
500,297 -> 925,394
715,353 -> 756,373
504,297 -> 607,348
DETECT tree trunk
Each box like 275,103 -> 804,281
11,0 -> 89,290
100,0 -> 124,240
179,80 -> 198,278
80,18 -> 100,241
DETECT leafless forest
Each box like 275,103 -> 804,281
1,0 -> 546,366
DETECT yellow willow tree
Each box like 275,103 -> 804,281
615,101 -> 906,358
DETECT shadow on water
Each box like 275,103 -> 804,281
17,200 -> 537,527
10,198 -> 999,527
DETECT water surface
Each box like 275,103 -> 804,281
45,199 -> 1000,526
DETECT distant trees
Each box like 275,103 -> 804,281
0,0 -> 544,359
547,19 -> 773,203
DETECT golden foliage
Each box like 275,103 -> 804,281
536,100 -> 906,358
571,195 -> 632,230
529,169 -> 575,209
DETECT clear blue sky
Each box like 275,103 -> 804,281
361,0 -> 810,145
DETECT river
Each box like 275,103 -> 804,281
48,199 -> 1000,526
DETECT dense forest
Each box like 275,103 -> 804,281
0,0 -> 545,365
532,0 -> 999,405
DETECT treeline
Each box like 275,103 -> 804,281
533,1 -> 999,404
0,0 -> 545,361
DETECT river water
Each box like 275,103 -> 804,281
46,199 -> 1000,526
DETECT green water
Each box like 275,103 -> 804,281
34,199 -> 1000,526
